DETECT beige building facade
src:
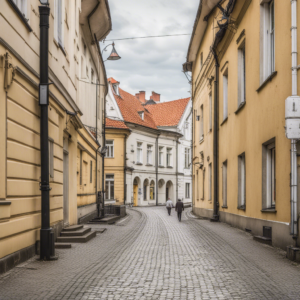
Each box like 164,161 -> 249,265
0,0 -> 111,273
185,0 -> 300,250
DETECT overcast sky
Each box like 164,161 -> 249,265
101,0 -> 198,102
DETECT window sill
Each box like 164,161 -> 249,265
136,162 -> 143,165
199,137 -> 204,144
105,157 -> 114,159
0,201 -> 11,206
158,165 -> 165,168
256,71 -> 278,93
145,164 -> 153,166
221,205 -> 228,209
235,101 -> 246,115
220,117 -> 228,126
237,205 -> 246,211
7,0 -> 32,32
261,208 -> 277,213
167,166 -> 173,169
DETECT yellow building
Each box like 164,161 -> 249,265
104,118 -> 131,205
184,0 -> 300,250
0,0 -> 110,273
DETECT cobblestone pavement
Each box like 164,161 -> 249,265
1,207 -> 300,300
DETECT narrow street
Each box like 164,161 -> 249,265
0,207 -> 300,300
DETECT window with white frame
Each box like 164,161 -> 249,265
209,93 -> 212,131
208,163 -> 212,201
223,69 -> 228,120
260,0 -> 275,83
137,142 -> 143,163
54,0 -> 64,48
166,148 -> 172,167
12,0 -> 27,16
200,105 -> 204,141
147,145 -> 153,165
49,139 -> 54,178
185,183 -> 190,198
185,148 -> 190,169
222,160 -> 227,207
105,140 -> 114,158
238,153 -> 246,208
105,174 -> 114,200
159,146 -> 164,166
238,40 -> 246,107
262,141 -> 276,209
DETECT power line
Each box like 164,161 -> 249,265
104,33 -> 191,41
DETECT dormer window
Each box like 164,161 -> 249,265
138,111 -> 144,120
112,83 -> 119,96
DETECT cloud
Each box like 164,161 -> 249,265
102,0 -> 198,102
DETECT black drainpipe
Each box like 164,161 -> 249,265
155,133 -> 160,206
176,136 -> 179,201
212,50 -> 219,221
124,134 -> 127,205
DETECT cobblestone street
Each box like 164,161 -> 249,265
1,207 -> 300,300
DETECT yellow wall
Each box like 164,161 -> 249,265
104,129 -> 130,204
192,0 -> 294,223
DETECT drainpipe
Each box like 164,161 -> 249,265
102,88 -> 106,217
291,0 -> 298,240
176,136 -> 179,201
124,134 -> 127,205
155,134 -> 160,206
212,49 -> 220,221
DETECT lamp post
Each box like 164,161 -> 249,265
39,0 -> 55,260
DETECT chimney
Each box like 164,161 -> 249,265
150,96 -> 153,100
135,93 -> 140,100
139,91 -> 146,103
152,91 -> 160,102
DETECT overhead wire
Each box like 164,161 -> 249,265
104,33 -> 191,42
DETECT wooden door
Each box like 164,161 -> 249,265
133,184 -> 138,206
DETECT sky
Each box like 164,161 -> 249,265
101,0 -> 199,102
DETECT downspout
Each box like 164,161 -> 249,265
176,136 -> 179,201
102,88 -> 106,216
212,49 -> 220,221
155,134 -> 160,206
123,135 -> 126,205
291,0 -> 298,240
95,82 -> 99,216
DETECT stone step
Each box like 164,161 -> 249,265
253,236 -> 272,246
56,231 -> 96,243
55,243 -> 72,249
89,215 -> 120,224
61,227 -> 91,237
63,225 -> 83,232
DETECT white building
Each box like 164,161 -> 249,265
106,78 -> 192,206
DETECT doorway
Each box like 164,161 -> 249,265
133,184 -> 138,206
63,138 -> 69,226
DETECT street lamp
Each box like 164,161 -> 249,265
102,42 -> 121,61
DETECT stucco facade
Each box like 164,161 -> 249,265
0,0 -> 110,272
186,0 -> 299,250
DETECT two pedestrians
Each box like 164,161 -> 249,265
166,198 -> 173,215
175,199 -> 184,222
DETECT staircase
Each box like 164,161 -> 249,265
55,224 -> 96,249
88,215 -> 120,225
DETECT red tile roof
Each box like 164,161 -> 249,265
146,97 -> 191,126
108,79 -> 190,130
106,118 -> 129,129
108,77 -> 119,84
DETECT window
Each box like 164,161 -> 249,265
238,153 -> 246,208
150,181 -> 155,200
185,183 -> 190,198
105,140 -> 114,158
238,40 -> 246,107
138,111 -> 144,120
90,161 -> 92,183
143,179 -> 148,200
260,0 -> 275,82
159,146 -> 164,166
262,141 -> 276,209
147,145 -> 153,165
81,56 -> 85,79
208,163 -> 212,201
91,69 -> 94,83
223,69 -> 228,120
184,122 -> 189,139
86,66 -> 89,78
222,161 -> 227,207
200,105 -> 204,141
200,52 -> 203,70
185,148 -> 190,169
166,148 -> 172,167
209,93 -> 212,131
49,139 -> 54,178
105,175 -> 114,200
137,142 -> 143,163
54,0 -> 64,47
12,0 -> 27,16
113,83 -> 119,96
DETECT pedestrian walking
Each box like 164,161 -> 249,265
175,199 -> 184,222
166,198 -> 173,216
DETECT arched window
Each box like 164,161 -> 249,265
150,180 -> 155,200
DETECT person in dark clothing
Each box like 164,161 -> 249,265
175,199 -> 184,222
